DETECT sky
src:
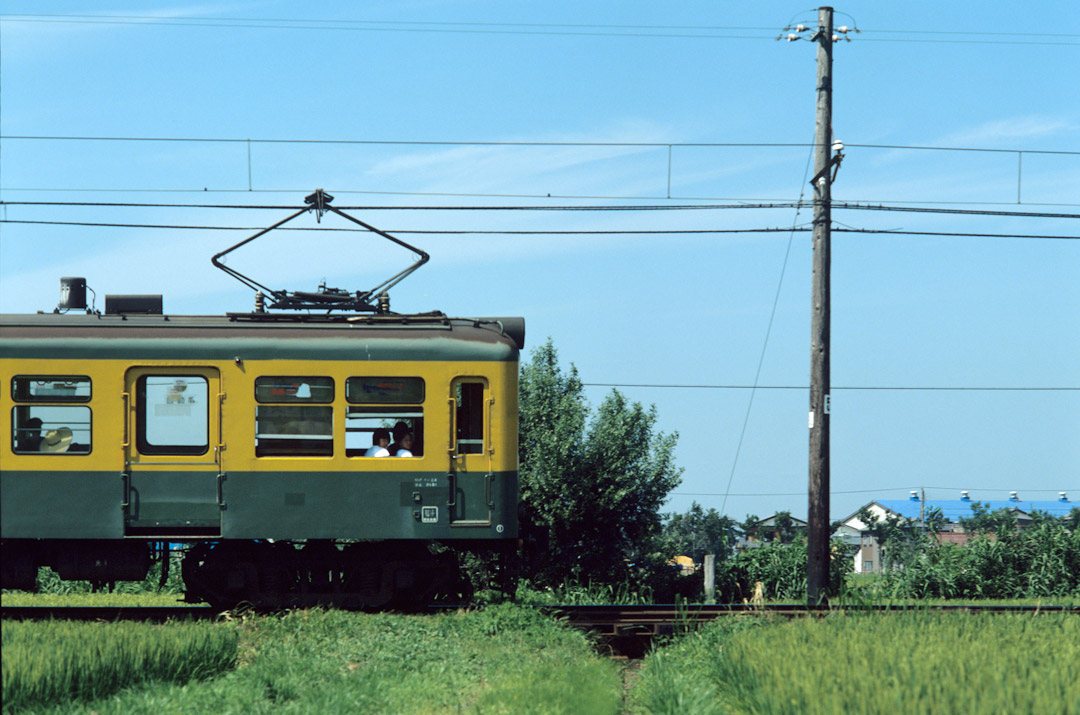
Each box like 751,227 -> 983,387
1,1 -> 1078,523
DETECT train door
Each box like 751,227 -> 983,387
448,378 -> 492,526
122,367 -> 223,537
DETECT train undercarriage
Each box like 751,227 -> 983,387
1,539 -> 493,610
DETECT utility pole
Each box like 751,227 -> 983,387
807,6 -> 835,606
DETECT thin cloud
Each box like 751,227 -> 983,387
934,115 -> 1077,147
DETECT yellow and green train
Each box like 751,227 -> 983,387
1,305 -> 524,608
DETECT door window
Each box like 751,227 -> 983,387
454,380 -> 486,456
136,375 -> 209,455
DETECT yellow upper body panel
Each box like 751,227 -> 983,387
2,357 -> 518,474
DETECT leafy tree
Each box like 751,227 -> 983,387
1067,507 -> 1080,532
739,514 -> 762,542
771,511 -> 799,543
662,502 -> 738,563
518,340 -> 682,586
958,501 -> 1018,536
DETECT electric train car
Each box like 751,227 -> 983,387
0,297 -> 524,608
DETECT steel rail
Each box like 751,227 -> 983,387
4,602 -> 1076,626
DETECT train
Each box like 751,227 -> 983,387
2,198 -> 525,608
0,292 -> 524,608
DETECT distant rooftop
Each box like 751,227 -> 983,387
876,491 -> 1074,522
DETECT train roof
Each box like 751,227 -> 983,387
0,312 -> 525,363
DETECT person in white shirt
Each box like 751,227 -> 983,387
364,428 -> 391,457
394,431 -> 415,458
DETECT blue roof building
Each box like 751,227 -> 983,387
839,491 -> 1075,574
874,491 -> 1075,523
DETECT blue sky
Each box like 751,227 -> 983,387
1,1 -> 1078,522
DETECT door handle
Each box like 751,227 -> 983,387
217,473 -> 227,510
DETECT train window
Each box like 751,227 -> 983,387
255,405 -> 334,457
346,377 -> 424,404
345,407 -> 423,458
136,376 -> 209,455
11,406 -> 92,454
254,376 -> 334,404
454,380 -> 486,455
11,375 -> 91,403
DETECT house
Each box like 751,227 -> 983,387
838,490 -> 1073,574
737,513 -> 808,550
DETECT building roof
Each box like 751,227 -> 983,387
875,498 -> 1075,522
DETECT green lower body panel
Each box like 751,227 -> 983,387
1,471 -> 123,538
223,470 -> 518,540
1,469 -> 518,541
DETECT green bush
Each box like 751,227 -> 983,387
883,517 -> 1080,599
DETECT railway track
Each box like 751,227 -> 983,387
4,602 -> 1076,623
5,602 -> 1076,656
543,603 -> 1080,656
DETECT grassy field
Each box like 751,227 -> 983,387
2,619 -> 238,713
1,592 -> 189,607
630,611 -> 1080,714
5,591 -> 1078,713
1,604 -> 623,714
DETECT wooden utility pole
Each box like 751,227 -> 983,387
807,5 -> 835,606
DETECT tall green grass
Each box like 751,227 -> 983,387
0,592 -> 187,607
1,620 -> 238,713
2,604 -> 622,714
631,612 -> 1080,714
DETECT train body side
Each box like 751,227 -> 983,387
1,314 -> 522,548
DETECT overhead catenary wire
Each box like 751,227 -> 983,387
3,135 -> 1078,156
1,219 -> 1074,241
1,15 -> 1078,45
2,200 -> 1078,220
674,486 -> 1080,498
583,384 -> 1079,391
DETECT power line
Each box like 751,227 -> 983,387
583,384 -> 1079,392
3,187 -> 1078,208
2,200 -> 1078,221
721,140 -> 814,518
2,14 -> 1077,45
0,15 -> 777,40
3,135 -> 1078,156
0,200 -> 804,211
0,219 -> 801,235
2,219 -> 1075,241
673,486 -> 1080,498
835,203 -> 1080,220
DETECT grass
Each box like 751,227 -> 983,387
1,592 -> 189,607
630,611 -> 1080,714
2,619 -> 238,713
2,604 -> 622,714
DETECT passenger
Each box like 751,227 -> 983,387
388,421 -> 410,456
364,428 -> 391,457
17,417 -> 43,452
394,431 -> 415,458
